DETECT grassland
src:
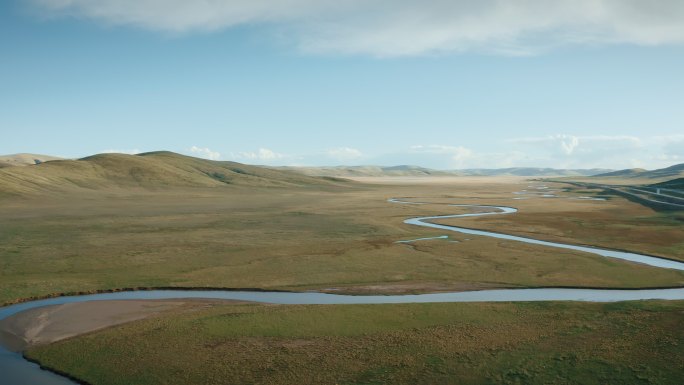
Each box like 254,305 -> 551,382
1,176 -> 683,305
0,179 -> 684,302
3,157 -> 684,385
26,300 -> 684,385
432,182 -> 684,261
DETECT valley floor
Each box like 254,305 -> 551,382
1,177 -> 683,305
2,176 -> 684,384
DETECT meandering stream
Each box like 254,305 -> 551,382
2,198 -> 684,384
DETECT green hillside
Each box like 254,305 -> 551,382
652,178 -> 684,190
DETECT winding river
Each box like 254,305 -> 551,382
2,198 -> 684,385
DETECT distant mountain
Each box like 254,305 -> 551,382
280,165 -> 461,177
0,153 -> 63,168
284,165 -> 609,177
0,151 -> 345,196
640,163 -> 684,179
593,163 -> 684,180
459,167 -> 611,177
593,168 -> 647,177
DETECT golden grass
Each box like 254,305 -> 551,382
1,178 -> 682,305
0,151 -> 345,196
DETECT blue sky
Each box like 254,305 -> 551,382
2,1 -> 683,169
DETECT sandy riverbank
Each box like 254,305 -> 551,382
0,299 -> 233,352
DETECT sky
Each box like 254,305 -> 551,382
1,0 -> 683,170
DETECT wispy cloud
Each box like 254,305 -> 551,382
186,136 -> 682,169
503,134 -> 684,169
410,145 -> 474,167
30,0 -> 684,56
326,147 -> 363,161
189,146 -> 221,160
511,134 -> 581,155
660,135 -> 684,163
230,148 -> 286,161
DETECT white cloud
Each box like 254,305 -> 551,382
511,134 -> 580,155
504,133 -> 684,169
183,135 -> 684,169
31,0 -> 684,56
326,147 -> 363,161
559,135 -> 579,155
102,148 -> 141,155
408,144 -> 475,168
410,145 -> 471,155
189,146 -> 221,160
231,148 -> 286,161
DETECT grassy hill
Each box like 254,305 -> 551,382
652,178 -> 684,190
589,168 -> 647,178
0,153 -> 64,168
640,163 -> 684,179
593,164 -> 684,181
0,151 -> 345,196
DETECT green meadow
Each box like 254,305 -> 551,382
26,300 -> 684,385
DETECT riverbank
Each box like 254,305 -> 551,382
0,299 -> 238,352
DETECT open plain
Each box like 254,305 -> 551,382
1,156 -> 684,385
2,171 -> 683,306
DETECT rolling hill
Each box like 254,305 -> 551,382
0,153 -> 64,168
652,178 -> 684,190
592,168 -> 647,178
0,151 -> 346,196
593,163 -> 684,180
639,163 -> 684,179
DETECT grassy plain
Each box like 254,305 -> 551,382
1,177 -> 684,305
4,172 -> 684,385
432,182 -> 684,261
26,300 -> 684,385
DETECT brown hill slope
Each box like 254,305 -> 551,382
0,151 -> 346,196
593,163 -> 684,181
0,153 -> 64,168
592,168 -> 647,178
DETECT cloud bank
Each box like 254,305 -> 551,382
31,0 -> 684,55
230,148 -> 287,162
